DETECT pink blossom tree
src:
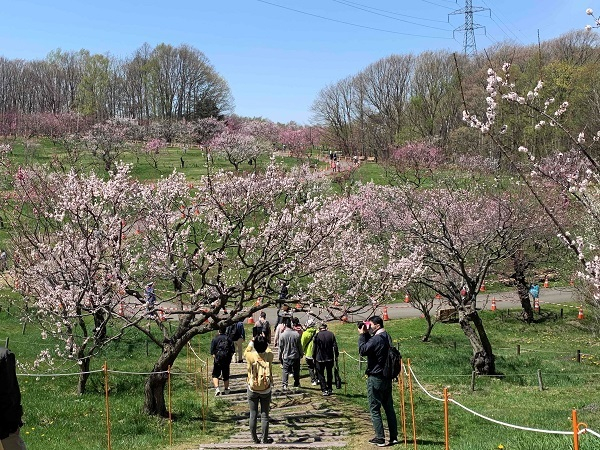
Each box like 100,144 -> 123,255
386,141 -> 446,187
3,152 -> 422,416
5,163 -> 144,394
208,119 -> 275,170
354,182 -> 536,374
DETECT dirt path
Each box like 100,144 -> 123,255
192,347 -> 371,449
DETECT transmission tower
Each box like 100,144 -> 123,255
448,0 -> 490,57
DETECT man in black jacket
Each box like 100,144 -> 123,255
313,322 -> 339,396
358,316 -> 398,447
0,346 -> 26,449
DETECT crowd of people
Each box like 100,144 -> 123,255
209,304 -> 400,447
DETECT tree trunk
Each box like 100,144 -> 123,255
458,309 -> 496,375
421,313 -> 434,342
143,339 -> 187,416
511,252 -> 534,324
77,358 -> 90,395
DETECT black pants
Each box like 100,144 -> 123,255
316,360 -> 334,392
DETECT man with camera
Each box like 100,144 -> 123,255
358,316 -> 398,447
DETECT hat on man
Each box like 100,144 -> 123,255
318,322 -> 328,330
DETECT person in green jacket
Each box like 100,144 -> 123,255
301,317 -> 318,386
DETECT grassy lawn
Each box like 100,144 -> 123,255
2,299 -> 599,449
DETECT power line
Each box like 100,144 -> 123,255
256,0 -> 454,39
479,0 -> 527,44
333,0 -> 450,24
420,0 -> 456,11
333,0 -> 453,31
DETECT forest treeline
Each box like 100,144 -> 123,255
2,31 -> 600,162
311,30 -> 600,162
0,43 -> 233,123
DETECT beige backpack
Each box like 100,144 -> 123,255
249,353 -> 271,391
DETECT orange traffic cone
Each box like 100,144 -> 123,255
158,309 -> 166,322
404,293 -> 410,303
480,281 -> 486,292
578,306 -> 584,320
383,306 -> 390,321
435,293 -> 441,300
543,276 -> 549,288
491,298 -> 496,311
534,299 -> 540,313
247,314 -> 255,324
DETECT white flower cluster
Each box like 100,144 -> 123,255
585,7 -> 600,30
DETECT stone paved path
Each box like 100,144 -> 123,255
191,347 -> 371,450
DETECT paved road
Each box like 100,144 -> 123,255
255,287 -> 581,325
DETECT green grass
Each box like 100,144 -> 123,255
2,300 -> 600,449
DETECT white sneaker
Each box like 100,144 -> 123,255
215,388 -> 221,396
223,389 -> 230,395
311,381 -> 318,386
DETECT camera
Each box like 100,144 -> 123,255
357,320 -> 371,329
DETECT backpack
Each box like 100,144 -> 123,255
382,335 -> 402,380
215,337 -> 231,363
249,353 -> 271,391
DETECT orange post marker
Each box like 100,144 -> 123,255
491,298 -> 496,311
578,306 -> 584,320
544,276 -> 549,288
383,306 -> 390,321
404,293 -> 410,303
534,299 -> 540,313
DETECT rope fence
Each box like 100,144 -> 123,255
11,345 -> 600,449
400,359 -> 599,449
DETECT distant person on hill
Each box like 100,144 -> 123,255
0,346 -> 27,450
144,282 -> 156,317
529,283 -> 540,303
210,326 -> 235,396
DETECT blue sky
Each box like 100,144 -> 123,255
0,1 -> 592,124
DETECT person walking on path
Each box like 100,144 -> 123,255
358,315 -> 399,447
254,311 -> 271,343
0,346 -> 27,450
313,322 -> 339,396
245,335 -> 275,444
300,318 -> 318,386
210,326 -> 235,396
278,317 -> 303,390
227,321 -> 246,363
